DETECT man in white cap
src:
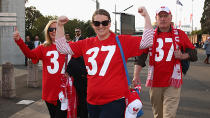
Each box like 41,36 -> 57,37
133,6 -> 197,118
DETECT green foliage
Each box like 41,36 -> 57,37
191,30 -> 202,35
200,0 -> 210,34
64,19 -> 95,39
25,6 -> 43,37
25,6 -> 95,42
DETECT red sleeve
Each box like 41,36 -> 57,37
178,30 -> 195,51
119,35 -> 143,59
15,38 -> 42,64
69,40 -> 84,58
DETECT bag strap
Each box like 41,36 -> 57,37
115,36 -> 131,86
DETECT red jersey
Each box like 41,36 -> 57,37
146,29 -> 195,87
15,39 -> 67,102
70,32 -> 143,105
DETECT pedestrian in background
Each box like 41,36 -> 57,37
13,20 -> 68,118
74,28 -> 83,42
204,37 -> 210,64
55,7 -> 153,118
65,33 -> 72,42
133,6 -> 197,118
34,35 -> 41,48
25,35 -> 34,66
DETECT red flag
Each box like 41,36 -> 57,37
179,20 -> 181,28
190,13 -> 193,22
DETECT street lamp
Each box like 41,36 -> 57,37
91,0 -> 100,10
192,0 -> 194,32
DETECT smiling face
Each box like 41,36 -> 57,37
48,22 -> 57,42
92,14 -> 111,40
156,11 -> 172,32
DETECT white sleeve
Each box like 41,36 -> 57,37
55,37 -> 74,55
140,28 -> 154,49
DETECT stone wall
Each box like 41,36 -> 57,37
0,0 -> 25,65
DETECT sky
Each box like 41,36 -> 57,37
26,0 -> 205,31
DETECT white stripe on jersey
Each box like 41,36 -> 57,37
55,37 -> 74,55
140,28 -> 154,49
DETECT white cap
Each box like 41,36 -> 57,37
125,99 -> 142,118
156,6 -> 171,15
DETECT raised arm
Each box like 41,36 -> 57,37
13,27 -> 40,63
138,7 -> 154,49
55,16 -> 74,55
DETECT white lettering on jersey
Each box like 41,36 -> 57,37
46,51 -> 59,74
155,38 -> 174,62
86,45 -> 116,76
46,51 -> 71,74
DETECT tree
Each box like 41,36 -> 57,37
25,6 -> 43,37
25,6 -> 95,42
200,0 -> 210,34
64,19 -> 95,39
30,16 -> 57,42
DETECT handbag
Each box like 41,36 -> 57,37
115,36 -> 144,118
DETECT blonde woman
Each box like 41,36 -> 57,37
13,20 -> 68,118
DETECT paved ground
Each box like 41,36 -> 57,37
0,48 -> 210,118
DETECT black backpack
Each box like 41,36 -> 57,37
181,59 -> 190,75
176,29 -> 190,75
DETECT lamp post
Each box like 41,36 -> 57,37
192,0 -> 194,32
91,0 -> 100,10
96,0 -> 99,10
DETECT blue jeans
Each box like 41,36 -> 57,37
87,98 -> 125,118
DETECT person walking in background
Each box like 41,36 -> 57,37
65,33 -> 72,42
133,6 -> 197,118
74,28 -> 83,42
55,7 -> 153,118
25,35 -> 34,66
13,20 -> 68,118
66,27 -> 88,118
204,37 -> 210,64
34,35 -> 41,48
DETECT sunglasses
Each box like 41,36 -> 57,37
48,28 -> 56,32
92,20 -> 110,27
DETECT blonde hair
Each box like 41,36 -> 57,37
43,20 -> 57,46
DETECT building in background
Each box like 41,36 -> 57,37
0,0 -> 25,65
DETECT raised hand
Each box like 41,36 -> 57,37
57,16 -> 69,26
13,27 -> 20,41
138,6 -> 149,17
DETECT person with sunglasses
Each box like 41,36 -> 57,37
55,7 -> 153,118
13,20 -> 69,118
74,28 -> 83,42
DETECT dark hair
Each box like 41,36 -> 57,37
75,27 -> 81,30
92,9 -> 111,22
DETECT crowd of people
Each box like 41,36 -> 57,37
24,35 -> 41,66
12,4 -> 200,118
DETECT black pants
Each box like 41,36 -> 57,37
25,57 -> 28,66
87,98 -> 125,118
45,100 -> 67,118
75,77 -> 88,118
